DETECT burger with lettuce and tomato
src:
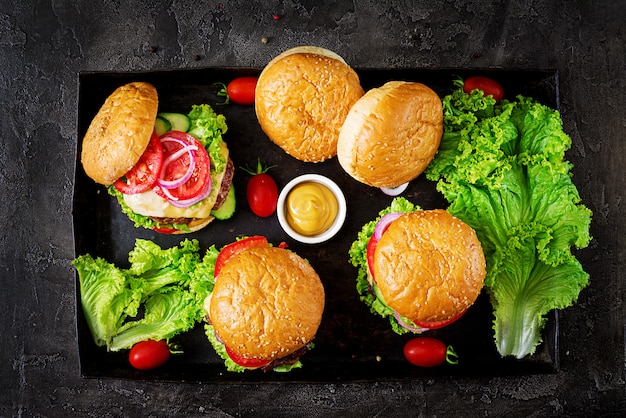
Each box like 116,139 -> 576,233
348,197 -> 486,334
80,82 -> 235,234
203,236 -> 325,372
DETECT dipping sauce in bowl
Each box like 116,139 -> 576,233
277,174 -> 347,244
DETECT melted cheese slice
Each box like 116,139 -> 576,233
123,142 -> 230,219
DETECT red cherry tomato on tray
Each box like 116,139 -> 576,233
403,337 -> 458,367
225,345 -> 272,369
463,76 -> 504,101
129,340 -> 170,370
114,131 -> 163,194
242,160 -> 278,217
216,76 -> 258,105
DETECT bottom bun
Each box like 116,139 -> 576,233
210,246 -> 325,360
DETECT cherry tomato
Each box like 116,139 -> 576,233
225,345 -> 272,369
214,235 -> 269,278
223,76 -> 258,105
403,337 -> 458,367
114,131 -> 163,194
463,76 -> 504,101
154,131 -> 211,201
242,160 -> 278,217
413,309 -> 467,330
129,340 -> 170,370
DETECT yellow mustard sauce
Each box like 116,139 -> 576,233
286,181 -> 338,236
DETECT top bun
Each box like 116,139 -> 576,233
81,82 -> 158,185
209,246 -> 325,360
337,81 -> 443,188
255,46 -> 364,162
373,210 -> 486,324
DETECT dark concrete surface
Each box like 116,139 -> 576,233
1,1 -> 624,416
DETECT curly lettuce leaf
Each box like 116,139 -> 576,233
109,289 -> 200,351
72,255 -> 142,348
73,239 -> 211,351
426,81 -> 592,358
188,104 -> 228,174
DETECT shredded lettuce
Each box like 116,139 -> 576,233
425,80 -> 592,358
348,197 -> 422,334
72,239 -> 211,351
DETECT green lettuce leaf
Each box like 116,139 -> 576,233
72,254 -> 142,348
425,81 -> 592,358
72,239 -> 210,351
188,103 -> 228,174
109,289 -> 200,351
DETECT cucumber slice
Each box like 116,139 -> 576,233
154,116 -> 171,136
211,186 -> 236,220
158,112 -> 191,133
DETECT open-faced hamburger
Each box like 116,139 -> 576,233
337,81 -> 443,188
204,236 -> 325,372
348,197 -> 486,334
255,46 -> 364,162
81,81 -> 235,234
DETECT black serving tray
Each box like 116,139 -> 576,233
74,67 -> 561,383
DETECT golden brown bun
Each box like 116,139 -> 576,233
373,210 -> 486,323
337,81 -> 443,188
255,46 -> 364,162
210,246 -> 325,360
81,82 -> 158,185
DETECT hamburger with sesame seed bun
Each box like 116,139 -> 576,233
255,46 -> 364,162
204,236 -> 325,372
337,81 -> 443,188
348,197 -> 486,334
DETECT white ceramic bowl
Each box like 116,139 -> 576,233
276,174 -> 347,244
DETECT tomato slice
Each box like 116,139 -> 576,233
224,345 -> 272,369
155,131 -> 211,201
153,225 -> 178,234
413,309 -> 467,330
366,234 -> 378,283
114,131 -> 163,194
214,236 -> 269,278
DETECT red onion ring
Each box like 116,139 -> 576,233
166,176 -> 213,208
157,136 -> 199,190
394,310 -> 429,333
373,212 -> 403,241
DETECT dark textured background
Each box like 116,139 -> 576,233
1,1 -> 624,416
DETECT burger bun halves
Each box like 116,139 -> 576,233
81,81 -> 158,186
255,46 -> 364,162
337,81 -> 444,188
